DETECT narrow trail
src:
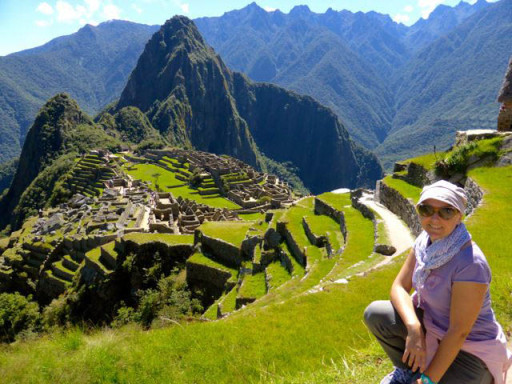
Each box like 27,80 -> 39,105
358,191 -> 414,269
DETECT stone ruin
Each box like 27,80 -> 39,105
144,148 -> 295,211
150,192 -> 239,234
498,56 -> 512,132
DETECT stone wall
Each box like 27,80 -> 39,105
376,180 -> 422,237
276,221 -> 307,267
464,177 -> 484,216
302,217 -> 326,247
185,260 -> 233,291
200,234 -> 242,267
393,162 -> 433,188
350,189 -> 375,221
314,197 -> 347,240
498,103 -> 512,132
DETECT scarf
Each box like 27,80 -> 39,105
413,223 -> 471,307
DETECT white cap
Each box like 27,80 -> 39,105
416,180 -> 467,214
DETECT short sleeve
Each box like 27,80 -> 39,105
453,259 -> 491,284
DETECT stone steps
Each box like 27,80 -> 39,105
51,261 -> 74,282
62,255 -> 80,272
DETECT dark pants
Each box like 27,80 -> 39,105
364,300 -> 493,384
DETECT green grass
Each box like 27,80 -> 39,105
238,272 -> 267,299
3,166 -> 511,384
466,166 -> 512,326
316,193 -> 376,280
401,152 -> 442,170
238,212 -> 266,221
122,163 -> 240,209
303,214 -> 344,252
279,204 -> 313,251
0,255 -> 403,383
199,221 -> 254,247
187,252 -> 238,278
266,261 -> 291,290
220,285 -> 238,314
382,175 -> 421,202
122,233 -> 194,246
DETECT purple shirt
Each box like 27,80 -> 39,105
412,242 -> 499,341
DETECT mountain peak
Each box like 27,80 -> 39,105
117,16 -> 213,111
289,5 -> 312,16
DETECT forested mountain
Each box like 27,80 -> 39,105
195,4 -> 401,149
115,16 -> 382,193
404,0 -> 490,52
0,94 -> 121,229
196,0 -> 507,168
376,0 -> 512,166
0,0 -> 508,171
0,20 -> 158,163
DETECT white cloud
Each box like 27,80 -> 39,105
180,3 -> 189,13
85,0 -> 100,14
404,5 -> 414,12
131,3 -> 143,14
418,0 -> 443,19
36,19 -> 53,27
56,1 -> 82,23
102,4 -> 121,19
393,13 -> 411,24
37,2 -> 54,15
264,6 -> 277,12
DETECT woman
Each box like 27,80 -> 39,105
364,180 -> 512,384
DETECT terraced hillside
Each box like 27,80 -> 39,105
0,134 -> 511,383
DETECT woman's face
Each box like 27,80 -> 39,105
419,198 -> 462,241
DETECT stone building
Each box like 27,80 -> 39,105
498,57 -> 512,132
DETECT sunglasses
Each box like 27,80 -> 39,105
417,204 -> 458,220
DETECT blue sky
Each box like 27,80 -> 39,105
0,0 -> 493,56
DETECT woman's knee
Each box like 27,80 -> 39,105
363,300 -> 394,331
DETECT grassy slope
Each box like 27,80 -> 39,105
1,166 -> 510,383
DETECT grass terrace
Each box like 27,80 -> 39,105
187,252 -> 239,281
122,162 -> 240,209
316,193 -> 377,280
266,260 -> 292,290
382,175 -> 422,202
303,214 -> 345,252
0,255 -> 403,383
198,221 -> 255,247
398,152 -> 441,170
238,272 -> 267,300
122,233 -> 194,246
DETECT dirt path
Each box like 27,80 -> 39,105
358,191 -> 414,269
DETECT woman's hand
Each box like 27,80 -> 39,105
402,324 -> 427,373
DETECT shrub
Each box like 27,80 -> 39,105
0,293 -> 41,343
434,138 -> 502,178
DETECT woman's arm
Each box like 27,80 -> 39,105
390,249 -> 426,373
418,282 -> 487,383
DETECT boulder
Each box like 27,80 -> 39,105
374,244 -> 396,256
